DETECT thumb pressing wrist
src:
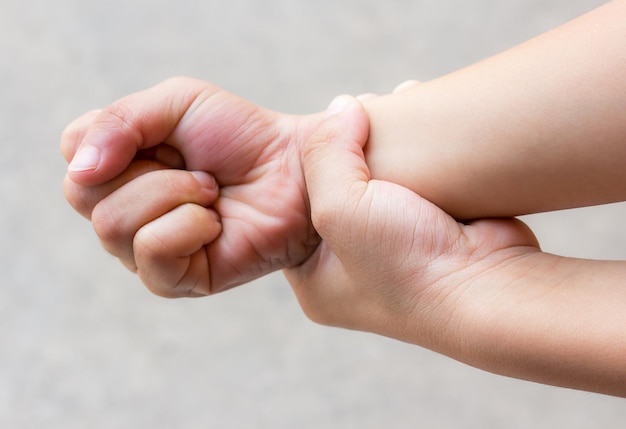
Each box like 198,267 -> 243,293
303,95 -> 371,239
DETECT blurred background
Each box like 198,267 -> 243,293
2,0 -> 625,427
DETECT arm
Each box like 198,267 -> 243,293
363,0 -> 626,219
287,96 -> 626,397
61,1 -> 625,296
458,252 -> 626,397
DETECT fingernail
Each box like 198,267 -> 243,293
326,96 -> 351,117
206,208 -> 221,224
191,171 -> 218,190
68,146 -> 100,172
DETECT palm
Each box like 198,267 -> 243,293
289,166 -> 541,339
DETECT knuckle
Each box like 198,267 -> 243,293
133,224 -> 167,263
159,76 -> 215,103
91,202 -> 126,250
63,176 -> 95,219
137,269 -> 180,299
161,170 -> 199,196
96,101 -> 140,138
303,127 -> 340,159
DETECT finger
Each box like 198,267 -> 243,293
64,159 -> 177,219
66,77 -> 219,186
60,109 -> 102,162
91,170 -> 219,271
302,95 -> 371,246
134,203 -> 222,298
135,144 -> 186,169
392,79 -> 421,93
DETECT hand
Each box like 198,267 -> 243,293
284,96 -> 540,352
62,77 -> 326,296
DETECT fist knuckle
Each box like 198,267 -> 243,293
140,275 -> 179,299
171,171 -> 200,196
91,203 -> 125,248
97,101 -> 140,137
133,227 -> 162,261
62,177 -> 93,218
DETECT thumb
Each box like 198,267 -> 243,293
303,95 -> 370,244
65,78 -> 212,186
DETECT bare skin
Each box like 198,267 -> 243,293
62,81 -> 324,296
287,97 -> 626,397
63,1 -> 626,296
62,0 -> 626,395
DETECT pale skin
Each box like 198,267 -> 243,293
288,96 -> 626,397
364,0 -> 626,219
62,1 -> 626,395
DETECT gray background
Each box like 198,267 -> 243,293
2,0 -> 626,427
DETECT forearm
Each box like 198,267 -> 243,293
363,0 -> 626,219
443,251 -> 626,396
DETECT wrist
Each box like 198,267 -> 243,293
361,86 -> 478,219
